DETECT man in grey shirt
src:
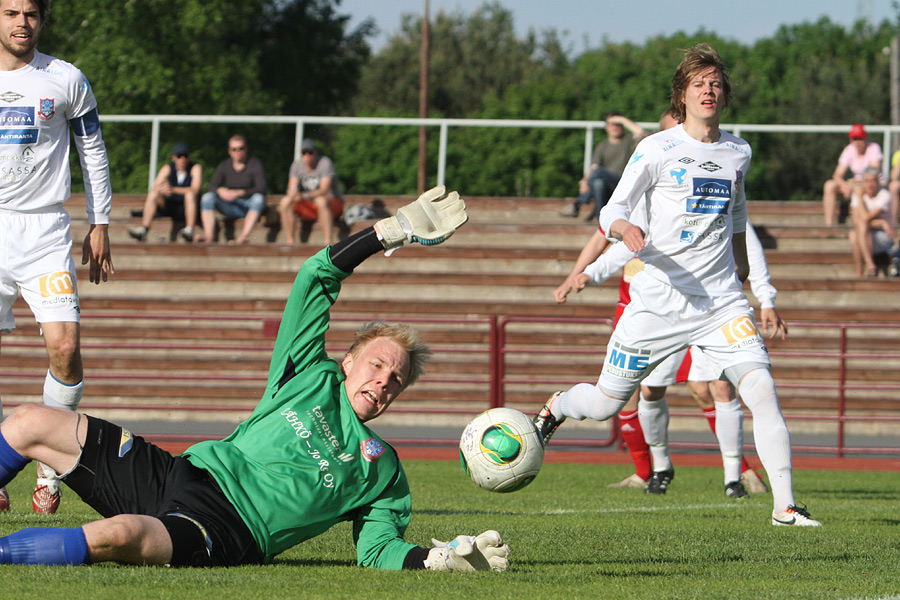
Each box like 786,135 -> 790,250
562,112 -> 644,222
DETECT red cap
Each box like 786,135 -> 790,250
849,123 -> 866,139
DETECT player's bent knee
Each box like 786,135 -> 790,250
4,404 -> 60,449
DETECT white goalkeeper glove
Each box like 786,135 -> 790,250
426,530 -> 510,572
376,185 -> 468,254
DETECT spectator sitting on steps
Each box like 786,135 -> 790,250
129,142 -> 202,243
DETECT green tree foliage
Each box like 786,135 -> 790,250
39,0 -> 371,193
32,1 -> 900,201
341,14 -> 897,199
352,1 -> 566,118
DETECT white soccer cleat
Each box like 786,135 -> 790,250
772,504 -> 821,527
607,473 -> 648,489
33,463 -> 61,515
0,487 -> 9,512
741,468 -> 769,494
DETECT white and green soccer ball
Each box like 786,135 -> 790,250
459,407 -> 544,493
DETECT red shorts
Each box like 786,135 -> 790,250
294,196 -> 343,222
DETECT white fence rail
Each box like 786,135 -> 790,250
100,114 -> 900,192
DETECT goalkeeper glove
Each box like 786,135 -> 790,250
376,185 -> 467,253
426,530 -> 509,572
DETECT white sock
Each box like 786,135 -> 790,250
41,371 -> 83,483
43,370 -> 83,411
715,398 -> 743,484
556,383 -> 627,422
638,394 -> 671,472
738,368 -> 794,512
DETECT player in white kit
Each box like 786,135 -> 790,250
575,221 -> 782,498
0,0 -> 113,513
534,44 -> 820,526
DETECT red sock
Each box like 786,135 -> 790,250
620,410 -> 651,481
705,406 -> 752,473
702,407 -> 716,432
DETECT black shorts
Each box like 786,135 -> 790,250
62,416 -> 261,567
159,194 -> 186,219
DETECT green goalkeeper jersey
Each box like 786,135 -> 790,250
184,249 -> 417,568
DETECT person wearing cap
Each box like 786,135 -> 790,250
129,142 -> 203,242
278,139 -> 346,245
823,124 -> 883,226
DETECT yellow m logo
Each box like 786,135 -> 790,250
721,316 -> 759,344
39,272 -> 74,297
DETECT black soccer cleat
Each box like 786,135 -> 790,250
532,391 -> 565,448
725,480 -> 749,499
645,469 -> 675,494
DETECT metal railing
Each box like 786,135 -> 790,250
100,114 -> 900,192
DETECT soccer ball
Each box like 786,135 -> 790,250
459,407 -> 544,493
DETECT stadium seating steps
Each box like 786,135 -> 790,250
3,193 -> 898,433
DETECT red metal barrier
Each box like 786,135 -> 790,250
496,316 -> 900,457
4,311 -> 898,457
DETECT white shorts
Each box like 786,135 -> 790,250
598,272 -> 769,399
641,348 -> 687,387
687,346 -> 720,382
0,208 -> 79,332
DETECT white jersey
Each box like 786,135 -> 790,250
599,124 -> 751,297
0,50 -> 111,224
584,219 -> 777,308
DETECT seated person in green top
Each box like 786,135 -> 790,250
0,187 -> 507,573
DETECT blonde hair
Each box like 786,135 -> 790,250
347,320 -> 432,390
669,43 -> 732,123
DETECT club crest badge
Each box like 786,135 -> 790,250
38,98 -> 55,120
361,437 -> 385,462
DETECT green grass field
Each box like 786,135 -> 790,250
1,460 -> 898,600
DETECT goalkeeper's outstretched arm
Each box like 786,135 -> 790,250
329,185 -> 468,272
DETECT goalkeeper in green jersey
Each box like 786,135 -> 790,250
0,187 -> 510,572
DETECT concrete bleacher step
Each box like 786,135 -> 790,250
5,194 -> 897,435
85,193 -> 853,252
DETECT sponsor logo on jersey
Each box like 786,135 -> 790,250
698,161 -> 721,172
735,169 -> 744,184
692,177 -> 731,198
34,62 -> 63,78
310,405 -> 342,452
720,315 -> 761,344
661,138 -> 684,151
680,230 -> 695,243
0,107 -> 34,126
605,341 -> 651,377
361,437 -> 385,462
678,156 -> 695,164
725,141 -> 749,155
628,151 -> 644,166
0,146 -> 35,163
118,428 -> 133,457
687,197 -> 728,215
38,99 -> 55,120
669,168 -> 687,184
0,128 -> 38,144
0,91 -> 23,103
337,452 -> 354,462
39,271 -> 75,297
